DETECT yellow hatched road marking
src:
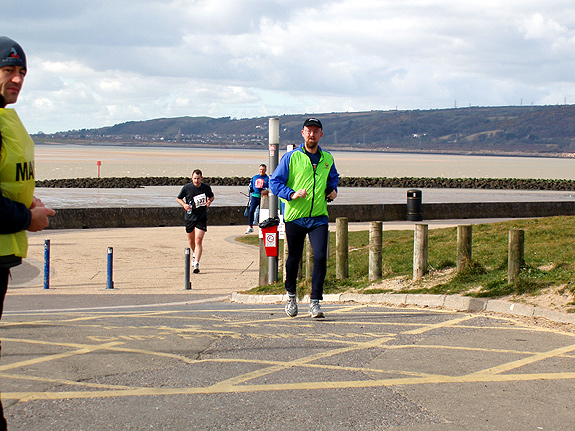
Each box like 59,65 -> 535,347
213,335 -> 394,387
469,343 -> 575,377
4,371 -> 575,401
0,342 -> 124,372
0,337 -> 97,349
3,306 -> 575,405
195,357 -> 440,378
402,314 -> 476,335
0,372 -> 136,390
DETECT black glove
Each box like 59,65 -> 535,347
325,186 -> 334,202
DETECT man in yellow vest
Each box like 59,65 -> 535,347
270,118 -> 339,319
0,36 -> 55,429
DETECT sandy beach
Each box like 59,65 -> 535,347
34,144 -> 575,181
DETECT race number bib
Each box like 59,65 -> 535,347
254,178 -> 265,189
193,193 -> 207,208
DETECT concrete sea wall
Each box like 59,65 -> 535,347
46,201 -> 575,229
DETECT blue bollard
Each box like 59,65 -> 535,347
43,239 -> 50,290
184,248 -> 191,290
106,247 -> 114,289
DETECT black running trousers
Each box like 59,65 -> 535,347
284,221 -> 329,300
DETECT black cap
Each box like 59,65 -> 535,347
303,118 -> 322,129
0,36 -> 26,70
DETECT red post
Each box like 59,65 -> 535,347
97,161 -> 102,178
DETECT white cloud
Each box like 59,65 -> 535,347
3,0 -> 575,132
519,13 -> 568,41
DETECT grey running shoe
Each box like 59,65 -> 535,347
285,294 -> 298,317
309,300 -> 325,318
193,261 -> 200,274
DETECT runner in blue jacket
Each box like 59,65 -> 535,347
245,164 -> 269,234
270,118 -> 339,318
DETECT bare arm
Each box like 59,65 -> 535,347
177,198 -> 191,211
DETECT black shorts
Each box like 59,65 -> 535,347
185,218 -> 208,233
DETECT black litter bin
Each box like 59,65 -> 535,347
407,189 -> 422,221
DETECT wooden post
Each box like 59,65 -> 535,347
508,229 -> 525,284
283,232 -> 303,281
260,194 -> 269,222
336,217 -> 349,280
282,235 -> 288,281
413,224 -> 428,280
305,235 -> 313,281
457,225 -> 473,272
297,246 -> 303,281
369,221 -> 383,281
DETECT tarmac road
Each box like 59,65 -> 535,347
2,298 -> 575,430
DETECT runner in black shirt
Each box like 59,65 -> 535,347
176,169 -> 214,273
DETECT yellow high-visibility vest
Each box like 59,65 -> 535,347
0,108 -> 35,258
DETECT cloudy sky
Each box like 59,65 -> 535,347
3,0 -> 575,133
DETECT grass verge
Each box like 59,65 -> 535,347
235,216 -> 575,308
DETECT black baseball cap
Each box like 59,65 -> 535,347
0,36 -> 26,70
303,118 -> 322,129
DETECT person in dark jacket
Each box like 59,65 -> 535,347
0,36 -> 55,429
245,164 -> 269,234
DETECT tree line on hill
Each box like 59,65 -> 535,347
33,105 -> 575,156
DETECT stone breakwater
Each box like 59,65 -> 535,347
36,176 -> 575,191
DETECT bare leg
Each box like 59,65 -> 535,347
187,231 -> 196,255
193,229 -> 206,262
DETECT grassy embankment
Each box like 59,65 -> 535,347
236,216 -> 575,312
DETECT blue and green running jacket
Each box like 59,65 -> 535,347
270,143 -> 340,223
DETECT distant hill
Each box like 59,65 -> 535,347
33,105 -> 575,156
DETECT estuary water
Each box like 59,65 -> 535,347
33,144 -> 575,208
